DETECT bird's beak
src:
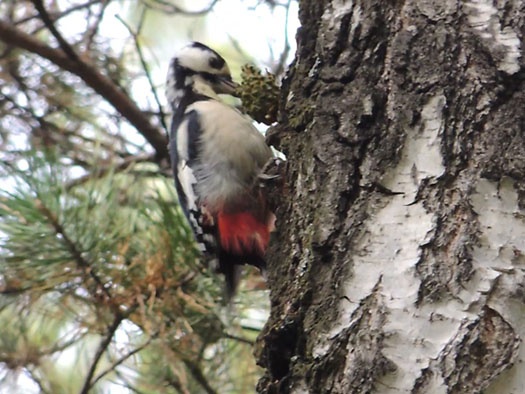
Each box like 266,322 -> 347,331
217,76 -> 239,97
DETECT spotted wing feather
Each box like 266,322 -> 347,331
170,108 -> 216,254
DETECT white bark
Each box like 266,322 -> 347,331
465,0 -> 521,74
474,178 -> 525,393
258,1 -> 525,393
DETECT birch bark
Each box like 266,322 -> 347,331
257,1 -> 525,393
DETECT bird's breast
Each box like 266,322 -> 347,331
187,100 -> 273,208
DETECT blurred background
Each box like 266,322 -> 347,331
0,1 -> 298,393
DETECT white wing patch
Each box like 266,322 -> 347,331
175,116 -> 211,254
177,159 -> 208,253
177,160 -> 198,213
176,117 -> 191,161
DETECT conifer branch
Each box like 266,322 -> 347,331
34,198 -> 113,302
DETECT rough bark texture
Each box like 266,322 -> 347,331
257,0 -> 525,393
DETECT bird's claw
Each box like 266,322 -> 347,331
259,157 -> 285,182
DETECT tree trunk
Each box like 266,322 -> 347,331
257,0 -> 525,393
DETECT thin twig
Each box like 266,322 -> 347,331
2,86 -> 140,158
90,337 -> 154,387
113,369 -> 148,394
79,312 -> 124,394
223,332 -> 255,346
65,153 -> 156,190
25,368 -> 52,394
84,0 -> 110,51
31,0 -> 81,62
227,34 -> 253,63
182,358 -> 218,394
2,93 -> 130,160
240,324 -> 264,333
15,0 -> 102,25
0,20 -> 168,159
273,0 -> 292,76
41,330 -> 89,356
115,14 -> 169,134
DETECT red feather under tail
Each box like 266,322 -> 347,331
216,209 -> 274,300
217,211 -> 273,257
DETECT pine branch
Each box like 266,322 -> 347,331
34,198 -> 113,302
115,13 -> 169,135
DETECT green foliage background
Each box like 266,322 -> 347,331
0,0 -> 295,392
0,152 -> 265,393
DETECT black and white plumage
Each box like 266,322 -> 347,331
166,42 -> 274,298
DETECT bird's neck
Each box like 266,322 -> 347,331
169,84 -> 217,112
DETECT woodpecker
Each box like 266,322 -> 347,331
166,42 -> 275,299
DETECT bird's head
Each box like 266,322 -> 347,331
166,42 -> 238,107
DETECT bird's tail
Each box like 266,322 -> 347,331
216,210 -> 272,299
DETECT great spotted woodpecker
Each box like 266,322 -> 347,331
166,42 -> 275,299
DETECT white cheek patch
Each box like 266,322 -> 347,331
192,76 -> 221,99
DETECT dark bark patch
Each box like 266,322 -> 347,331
309,289 -> 396,393
440,307 -> 520,394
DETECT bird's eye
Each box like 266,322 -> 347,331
209,56 -> 225,70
